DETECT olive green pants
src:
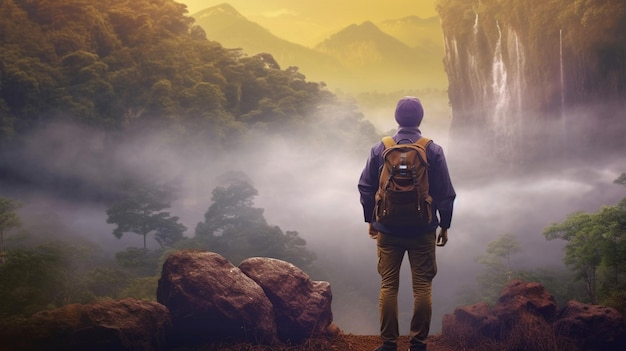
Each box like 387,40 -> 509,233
377,231 -> 437,349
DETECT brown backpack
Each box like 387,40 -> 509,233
374,136 -> 433,226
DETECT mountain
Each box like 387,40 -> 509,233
192,4 -> 347,88
316,21 -> 417,67
378,16 -> 443,50
193,4 -> 447,93
315,21 -> 447,91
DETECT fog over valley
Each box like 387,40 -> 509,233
4,114 -> 624,333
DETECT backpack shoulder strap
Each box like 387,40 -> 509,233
415,137 -> 432,166
415,137 -> 432,149
381,136 -> 396,149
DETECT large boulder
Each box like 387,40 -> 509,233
156,250 -> 278,347
239,257 -> 334,342
554,300 -> 626,351
443,280 -> 558,340
493,279 -> 558,324
489,279 -> 558,340
441,280 -> 626,350
0,298 -> 171,351
442,301 -> 500,342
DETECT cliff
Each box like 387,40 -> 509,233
437,0 -> 626,171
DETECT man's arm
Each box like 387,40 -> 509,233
428,144 -> 456,231
358,146 -> 382,223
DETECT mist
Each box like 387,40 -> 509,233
1,100 -> 625,335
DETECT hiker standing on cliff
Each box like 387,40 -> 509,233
358,96 -> 456,351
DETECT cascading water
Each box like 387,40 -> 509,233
444,8 -> 529,166
486,23 -> 527,162
473,11 -> 479,35
491,23 -> 511,156
510,31 -> 525,118
469,10 -> 487,105
443,37 -> 460,98
560,29 -> 566,154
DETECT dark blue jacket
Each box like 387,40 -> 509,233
358,127 -> 456,236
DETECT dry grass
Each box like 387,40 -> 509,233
436,314 -> 580,351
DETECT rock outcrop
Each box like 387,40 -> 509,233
156,250 -> 279,346
239,257 -> 333,342
555,300 -> 626,351
0,298 -> 172,351
442,279 -> 626,351
0,250 -> 336,350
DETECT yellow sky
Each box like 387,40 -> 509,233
179,1 -> 439,47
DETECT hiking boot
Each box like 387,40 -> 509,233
408,344 -> 427,351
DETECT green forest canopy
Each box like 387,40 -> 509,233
0,0 -> 375,148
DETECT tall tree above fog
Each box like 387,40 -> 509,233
474,233 -> 522,304
106,185 -> 186,249
192,173 -> 316,269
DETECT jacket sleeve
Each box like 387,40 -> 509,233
428,144 -> 456,229
358,144 -> 382,223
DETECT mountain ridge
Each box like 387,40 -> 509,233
193,4 -> 348,86
378,15 -> 444,50
315,21 -> 419,67
192,4 -> 448,92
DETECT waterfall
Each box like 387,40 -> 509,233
560,29 -> 566,154
491,23 -> 511,153
487,24 -> 528,161
512,32 -> 524,117
507,29 -> 525,157
473,12 -> 479,35
471,11 -> 484,102
443,37 -> 462,89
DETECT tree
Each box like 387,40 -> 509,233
615,173 -> 626,186
191,172 -> 316,269
0,238 -> 108,317
0,249 -> 61,317
106,184 -> 186,249
475,233 -> 522,304
36,240 -> 102,305
543,197 -> 626,305
0,197 -> 22,262
544,211 -> 603,303
485,233 -> 521,275
595,198 -> 626,294
195,174 -> 265,238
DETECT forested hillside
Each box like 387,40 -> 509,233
0,0 -> 377,195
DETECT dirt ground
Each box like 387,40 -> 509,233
331,334 -> 455,351
216,333 -> 456,351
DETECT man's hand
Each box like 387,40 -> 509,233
368,223 -> 379,240
436,228 -> 448,247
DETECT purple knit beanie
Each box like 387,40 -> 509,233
394,96 -> 424,127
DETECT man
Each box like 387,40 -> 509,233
358,96 -> 456,351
